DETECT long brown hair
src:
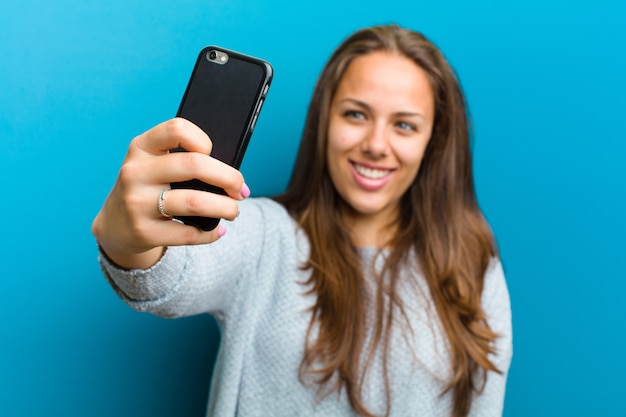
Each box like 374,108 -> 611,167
274,25 -> 499,417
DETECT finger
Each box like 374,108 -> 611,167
158,188 -> 241,221
150,217 -> 227,247
144,152 -> 247,199
132,118 -> 213,156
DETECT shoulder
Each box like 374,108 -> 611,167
234,197 -> 295,233
482,257 -> 513,367
223,197 -> 303,252
240,197 -> 289,217
480,258 -> 512,322
482,258 -> 509,304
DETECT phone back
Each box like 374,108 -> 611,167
176,47 -> 272,168
172,47 -> 272,231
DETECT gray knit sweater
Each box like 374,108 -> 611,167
99,197 -> 512,417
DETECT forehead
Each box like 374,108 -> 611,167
334,51 -> 434,113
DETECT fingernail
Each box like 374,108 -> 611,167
218,226 -> 227,237
241,183 -> 251,199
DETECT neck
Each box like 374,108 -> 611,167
342,207 -> 398,249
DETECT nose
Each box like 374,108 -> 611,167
361,123 -> 389,158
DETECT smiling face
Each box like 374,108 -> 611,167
326,51 -> 435,234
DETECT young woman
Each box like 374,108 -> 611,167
93,25 -> 512,417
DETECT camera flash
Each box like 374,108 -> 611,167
207,49 -> 229,65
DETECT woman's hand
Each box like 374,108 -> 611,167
91,118 -> 249,270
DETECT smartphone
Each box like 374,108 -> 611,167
171,46 -> 273,231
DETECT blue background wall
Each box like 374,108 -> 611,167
2,1 -> 624,416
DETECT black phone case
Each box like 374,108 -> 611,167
171,46 -> 272,231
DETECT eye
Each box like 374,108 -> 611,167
343,110 -> 367,121
395,121 -> 417,133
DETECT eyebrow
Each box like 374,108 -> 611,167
340,98 -> 426,120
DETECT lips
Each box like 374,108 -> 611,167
353,163 -> 391,179
350,161 -> 394,190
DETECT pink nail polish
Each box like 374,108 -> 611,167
241,183 -> 251,198
218,226 -> 227,237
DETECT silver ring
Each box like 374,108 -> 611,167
158,188 -> 172,218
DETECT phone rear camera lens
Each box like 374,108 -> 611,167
209,51 -> 217,60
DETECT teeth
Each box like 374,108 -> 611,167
354,164 -> 390,179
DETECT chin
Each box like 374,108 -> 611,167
346,199 -> 389,217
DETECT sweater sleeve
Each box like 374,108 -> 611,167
98,198 -> 270,319
469,259 -> 513,417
